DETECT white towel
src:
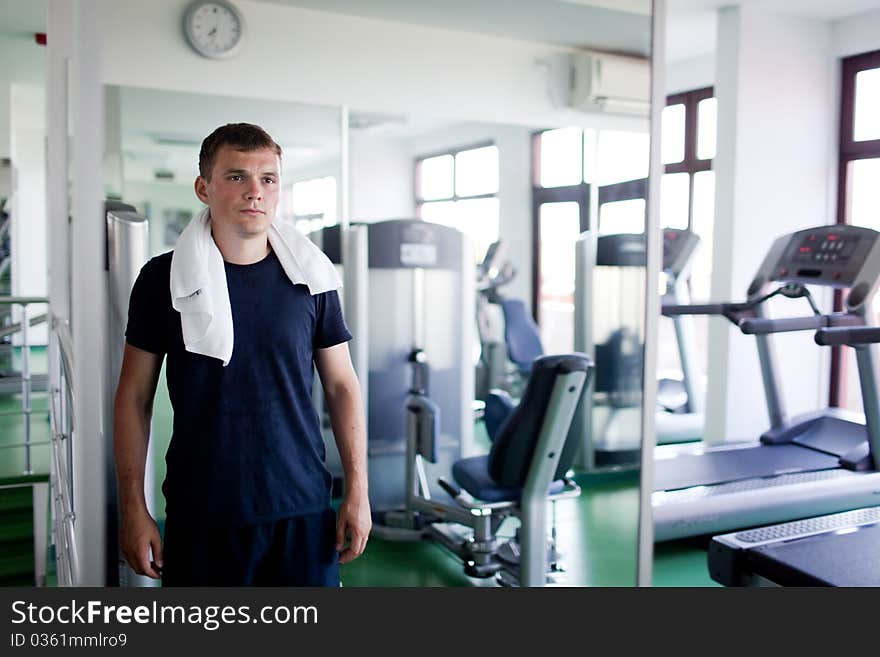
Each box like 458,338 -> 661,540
169,207 -> 342,366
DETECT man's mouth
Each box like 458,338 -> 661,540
240,208 -> 264,215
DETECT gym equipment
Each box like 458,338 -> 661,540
655,224 -> 880,542
475,240 -> 542,400
105,201 -> 157,587
708,324 -> 880,587
309,220 -> 475,514
572,228 -> 704,469
382,350 -> 592,587
310,221 -> 590,586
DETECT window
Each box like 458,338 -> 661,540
660,87 -> 715,232
531,126 -> 650,352
282,175 -> 337,235
659,87 -> 715,381
415,144 -> 500,262
833,49 -> 880,410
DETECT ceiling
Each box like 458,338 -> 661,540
665,0 -> 880,61
256,0 -> 651,54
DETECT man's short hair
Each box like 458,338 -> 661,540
198,123 -> 283,179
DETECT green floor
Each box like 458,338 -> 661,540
336,470 -> 716,587
0,347 -> 717,587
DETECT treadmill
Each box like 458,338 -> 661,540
654,225 -> 880,541
708,324 -> 880,587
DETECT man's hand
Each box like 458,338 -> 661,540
335,493 -> 371,564
120,506 -> 163,579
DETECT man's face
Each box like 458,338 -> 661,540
194,145 -> 281,238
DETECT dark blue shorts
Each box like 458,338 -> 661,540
161,508 -> 340,587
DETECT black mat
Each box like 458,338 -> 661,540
749,522 -> 880,586
654,443 -> 841,492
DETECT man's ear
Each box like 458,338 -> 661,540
194,176 -> 209,204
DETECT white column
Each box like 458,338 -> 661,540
704,6 -> 835,444
68,0 -> 108,586
47,0 -> 72,325
638,0 -> 665,588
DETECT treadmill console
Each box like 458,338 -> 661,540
662,229 -> 700,275
771,226 -> 879,288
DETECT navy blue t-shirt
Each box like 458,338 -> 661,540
125,249 -> 351,527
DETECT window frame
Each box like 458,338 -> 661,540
831,49 -> 880,407
530,129 -> 591,322
414,140 -> 499,209
662,86 -> 714,230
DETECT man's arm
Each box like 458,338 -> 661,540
113,343 -> 164,578
314,342 -> 370,564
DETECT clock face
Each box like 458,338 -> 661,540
184,1 -> 245,59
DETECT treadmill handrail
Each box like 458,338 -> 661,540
740,313 -> 863,336
815,326 -> 880,347
662,302 -> 727,316
662,301 -> 759,330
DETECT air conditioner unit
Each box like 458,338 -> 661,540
570,52 -> 651,115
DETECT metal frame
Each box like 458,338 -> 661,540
404,369 -> 587,587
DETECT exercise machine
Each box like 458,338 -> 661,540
572,228 -> 704,469
655,224 -> 880,541
309,220 -> 475,513
708,323 -> 880,586
382,350 -> 592,586
475,240 -> 542,401
309,220 -> 591,586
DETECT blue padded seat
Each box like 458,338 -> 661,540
500,298 -> 544,375
483,390 -> 515,443
453,455 -> 567,503
453,353 -> 593,503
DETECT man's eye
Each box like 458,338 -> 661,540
263,178 -> 276,184
229,175 -> 243,182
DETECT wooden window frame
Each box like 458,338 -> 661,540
830,49 -> 880,407
663,86 -> 714,230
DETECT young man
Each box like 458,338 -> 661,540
113,123 -> 370,586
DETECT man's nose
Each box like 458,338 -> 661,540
244,181 -> 263,201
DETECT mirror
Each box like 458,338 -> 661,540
649,0 -> 880,587
91,0 -> 651,586
102,85 -> 343,583
299,1 -> 654,587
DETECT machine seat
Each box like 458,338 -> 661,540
452,456 -> 568,503
454,353 -> 593,504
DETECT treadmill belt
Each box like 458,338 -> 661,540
748,523 -> 880,586
654,444 -> 841,492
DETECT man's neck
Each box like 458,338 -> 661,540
211,229 -> 271,265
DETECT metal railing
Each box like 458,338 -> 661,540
48,314 -> 79,586
0,297 -> 49,473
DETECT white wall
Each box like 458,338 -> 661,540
665,54 -> 715,94
832,8 -> 880,58
9,83 -> 48,344
98,0 -> 646,132
349,130 -> 414,222
704,6 -> 836,443
0,35 -> 45,159
1,37 -> 46,343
